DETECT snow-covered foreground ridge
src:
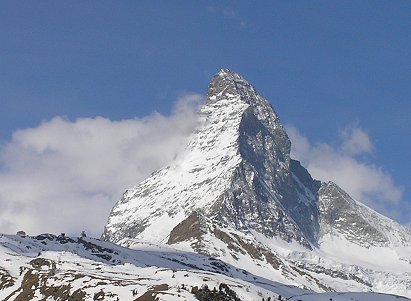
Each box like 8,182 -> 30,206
0,233 -> 409,301
102,69 -> 411,297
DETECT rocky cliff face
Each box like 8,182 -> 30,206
102,70 -> 411,297
318,181 -> 411,247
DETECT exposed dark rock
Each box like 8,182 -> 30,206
168,212 -> 204,245
8,269 -> 86,301
135,284 -> 169,301
192,283 -> 242,301
0,268 -> 15,290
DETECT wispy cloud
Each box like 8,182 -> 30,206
207,5 -> 247,28
287,124 -> 407,223
0,94 -> 203,237
339,123 -> 374,156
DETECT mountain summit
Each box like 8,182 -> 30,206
102,69 -> 311,246
102,70 -> 411,296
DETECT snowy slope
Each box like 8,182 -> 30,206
102,74 -> 250,243
100,69 -> 411,298
0,233 -> 409,301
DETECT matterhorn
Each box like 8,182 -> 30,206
102,69 -> 411,297
1,70 -> 410,301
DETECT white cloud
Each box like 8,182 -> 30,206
287,125 -> 406,222
0,93 -> 203,237
339,123 -> 374,156
1,100 -> 408,237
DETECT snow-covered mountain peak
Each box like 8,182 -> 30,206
101,69 -> 411,298
207,69 -> 270,110
206,69 -> 255,102
205,69 -> 291,167
102,69 -> 299,245
0,70 -> 409,300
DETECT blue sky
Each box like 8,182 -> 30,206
1,1 -> 410,235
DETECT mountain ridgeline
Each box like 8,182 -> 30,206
102,70 -> 408,248
102,70 -> 411,296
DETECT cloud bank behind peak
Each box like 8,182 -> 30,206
0,95 -> 408,236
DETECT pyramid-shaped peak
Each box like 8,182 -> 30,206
216,69 -> 245,80
206,69 -> 260,105
103,68 -> 295,244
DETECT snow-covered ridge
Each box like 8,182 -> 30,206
0,233 -> 409,301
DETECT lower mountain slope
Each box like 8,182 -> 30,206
0,233 -> 409,301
